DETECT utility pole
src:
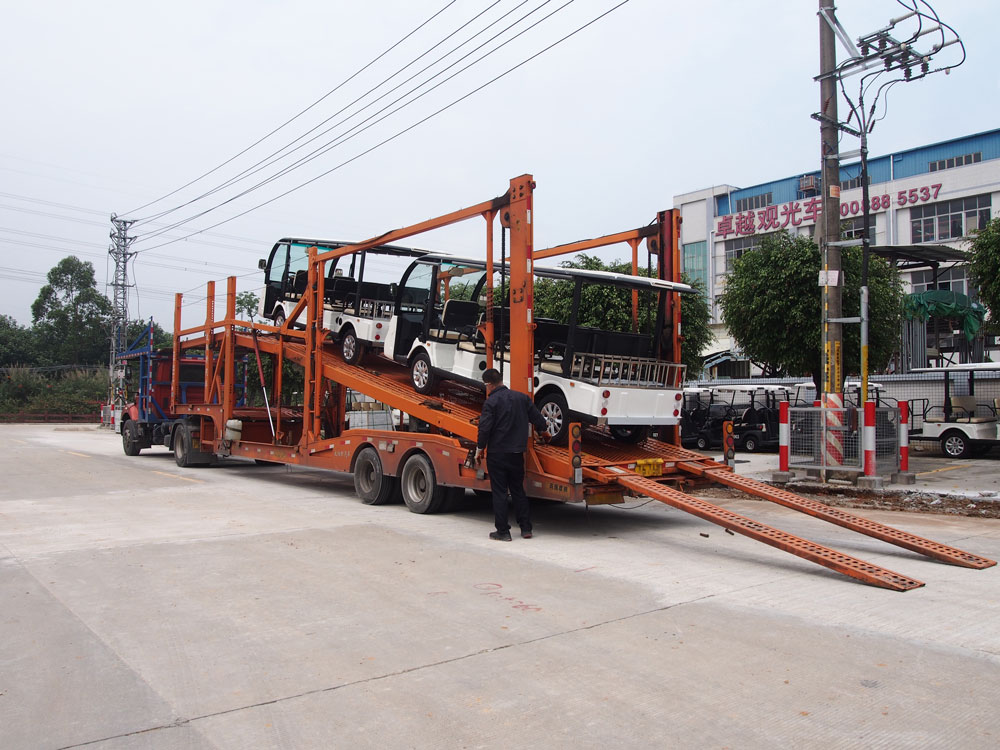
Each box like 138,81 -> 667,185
108,214 -> 136,410
818,0 -> 843,404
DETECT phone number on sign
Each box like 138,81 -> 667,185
840,183 -> 941,217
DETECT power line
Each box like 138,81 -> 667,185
125,0 -> 461,218
137,0 -> 608,251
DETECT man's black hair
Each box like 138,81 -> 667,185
482,368 -> 502,386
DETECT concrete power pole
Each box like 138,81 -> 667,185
818,0 -> 843,402
108,214 -> 136,410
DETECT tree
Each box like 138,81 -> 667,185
0,314 -> 38,366
966,217 -> 1000,329
236,291 -> 260,320
530,254 -> 713,374
719,231 -> 903,384
31,256 -> 112,365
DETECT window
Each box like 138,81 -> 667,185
910,193 -> 991,243
682,241 -> 708,289
929,152 -> 982,172
909,266 -> 978,303
734,192 -> 772,213
840,174 -> 870,191
724,236 -> 761,272
842,216 -> 876,244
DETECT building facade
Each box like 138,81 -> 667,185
674,128 -> 1000,376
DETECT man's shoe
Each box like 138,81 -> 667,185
489,531 -> 512,542
521,529 -> 533,539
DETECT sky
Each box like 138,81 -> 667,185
1,0 -> 994,330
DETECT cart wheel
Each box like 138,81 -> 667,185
536,390 -> 569,445
122,420 -> 141,456
941,431 -> 971,459
696,435 -> 709,451
354,446 -> 401,505
400,453 -> 446,514
742,433 -> 761,453
410,352 -> 437,395
341,327 -> 365,365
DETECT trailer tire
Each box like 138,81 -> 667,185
122,420 -> 141,456
400,453 -> 445,514
354,447 -> 401,505
341,327 -> 365,365
941,430 -> 972,459
536,390 -> 569,445
174,424 -> 193,467
609,425 -> 650,444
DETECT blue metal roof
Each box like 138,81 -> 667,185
715,128 -> 1000,216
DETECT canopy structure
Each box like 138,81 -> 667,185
904,289 -> 986,342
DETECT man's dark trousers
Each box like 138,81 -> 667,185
486,451 -> 530,534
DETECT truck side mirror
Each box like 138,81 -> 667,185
258,258 -> 267,271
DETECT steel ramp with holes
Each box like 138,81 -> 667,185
606,470 -> 924,591
673,459 -> 997,570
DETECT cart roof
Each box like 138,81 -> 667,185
910,363 -> 1000,373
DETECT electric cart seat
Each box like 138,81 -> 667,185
924,395 -> 997,424
430,299 -> 480,341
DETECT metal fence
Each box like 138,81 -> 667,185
788,406 -> 899,474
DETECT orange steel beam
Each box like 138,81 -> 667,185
608,471 -> 923,591
204,280 -> 215,406
171,293 -> 182,411
629,237 -> 640,332
506,175 -> 535,398
701,467 -> 998,569
224,277 -> 236,417
313,193 -> 512,265
533,225 -> 659,261
483,210 -> 496,370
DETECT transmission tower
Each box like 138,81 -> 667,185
108,214 -> 136,408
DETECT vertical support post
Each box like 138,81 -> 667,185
859,128 -> 872,405
779,401 -> 790,473
172,293 -> 182,412
505,175 -> 535,397
863,400 -> 876,476
204,280 -> 215,404
483,210 -> 495,370
224,276 -> 237,420
629,238 -> 640,332
898,401 -> 909,473
654,209 -> 683,446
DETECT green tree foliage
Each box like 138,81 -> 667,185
719,231 -> 903,380
31,256 -> 112,365
530,253 -> 713,373
236,291 -> 260,320
0,314 -> 38,366
0,366 -> 106,415
966,217 -> 1000,329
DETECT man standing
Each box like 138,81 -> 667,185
475,368 -> 549,541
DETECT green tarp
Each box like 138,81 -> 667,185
903,289 -> 986,341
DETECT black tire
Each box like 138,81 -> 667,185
273,309 -> 286,329
122,420 -> 141,456
410,351 -> 437,395
609,425 -> 650,444
742,432 -> 762,453
174,423 -> 192,467
696,435 -> 709,451
341,327 -> 365,365
399,453 -> 446,514
941,431 -> 972,459
536,390 -> 569,445
354,446 -> 401,505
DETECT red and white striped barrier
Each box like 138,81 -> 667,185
779,400 -> 789,472
899,400 -> 909,473
824,392 -> 844,468
863,400 -> 877,476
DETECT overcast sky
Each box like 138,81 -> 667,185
1,0 -> 994,329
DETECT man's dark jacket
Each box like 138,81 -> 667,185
477,385 -> 547,453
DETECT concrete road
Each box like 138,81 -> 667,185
1,424 -> 998,749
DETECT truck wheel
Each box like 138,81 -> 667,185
174,424 -> 192,467
122,420 -> 141,456
941,431 -> 972,459
341,327 -> 365,365
609,425 -> 650,444
536,391 -> 569,445
400,453 -> 445,514
410,352 -> 437,395
354,447 -> 401,505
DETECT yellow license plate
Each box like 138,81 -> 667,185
635,458 -> 663,477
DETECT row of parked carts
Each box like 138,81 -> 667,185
679,381 -> 889,453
